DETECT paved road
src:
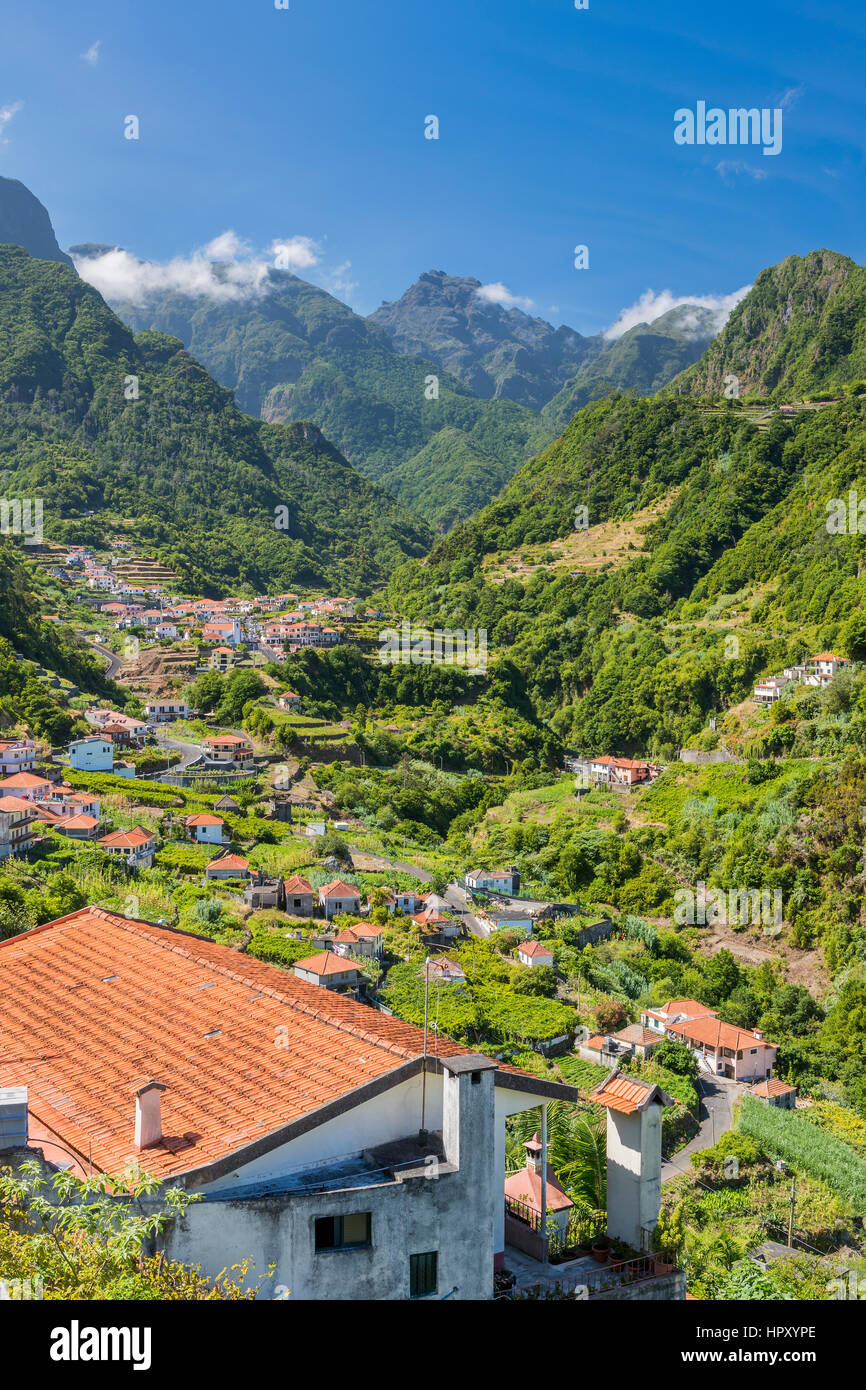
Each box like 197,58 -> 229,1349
661,1075 -> 742,1183
152,729 -> 203,773
86,637 -> 123,679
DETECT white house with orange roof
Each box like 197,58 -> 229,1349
184,813 -> 226,845
97,825 -> 155,869
641,999 -> 778,1080
0,907 -> 682,1300
0,795 -> 38,860
332,922 -> 384,959
517,941 -> 554,969
0,772 -> 53,802
318,879 -> 362,920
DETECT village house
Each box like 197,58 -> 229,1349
412,908 -> 461,940
0,772 -> 53,802
280,874 -> 315,916
145,701 -> 195,723
641,1000 -> 777,1081
243,873 -> 287,911
277,691 -> 302,711
332,923 -> 385,959
201,619 -> 242,647
205,851 -> 250,881
0,739 -> 37,777
421,956 -> 467,984
753,676 -> 790,706
201,735 -> 254,769
480,907 -> 533,938
567,755 -> 658,788
465,867 -> 521,895
380,888 -> 424,915
748,1078 -> 797,1109
184,813 -> 226,845
68,736 -> 114,773
318,879 -> 362,920
517,940 -> 554,969
209,646 -> 237,673
0,796 -> 38,860
0,907 -> 679,1299
97,826 -> 156,870
293,950 -> 364,994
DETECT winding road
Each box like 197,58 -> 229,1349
661,1075 -> 742,1183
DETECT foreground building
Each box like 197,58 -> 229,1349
0,907 -> 680,1300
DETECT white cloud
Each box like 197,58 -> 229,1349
777,84 -> 804,110
73,231 -> 324,305
269,235 -> 320,271
0,101 -> 23,143
715,160 -> 769,183
603,285 -> 751,340
82,40 -> 101,65
325,260 -> 359,301
476,281 -> 535,311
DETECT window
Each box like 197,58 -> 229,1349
410,1251 -> 438,1298
471,1071 -> 481,1085
750,1048 -> 757,1054
314,1212 -> 371,1251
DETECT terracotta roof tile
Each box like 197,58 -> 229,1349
0,908 -> 566,1180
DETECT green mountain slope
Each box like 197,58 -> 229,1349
0,246 -> 432,595
668,250 -> 866,401
542,305 -> 718,429
98,268 -> 551,529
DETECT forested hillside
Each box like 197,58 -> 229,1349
668,250 -> 866,401
0,246 -> 432,594
101,266 -> 552,527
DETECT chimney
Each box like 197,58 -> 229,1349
523,1133 -> 543,1173
133,1080 -> 166,1149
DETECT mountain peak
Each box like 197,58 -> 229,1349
0,177 -> 73,267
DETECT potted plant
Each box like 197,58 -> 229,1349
651,1201 -> 684,1274
591,1233 -> 610,1263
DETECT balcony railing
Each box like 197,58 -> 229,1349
511,1254 -> 659,1300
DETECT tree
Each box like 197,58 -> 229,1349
652,1038 -> 699,1082
594,998 -> 628,1033
0,1160 -> 259,1299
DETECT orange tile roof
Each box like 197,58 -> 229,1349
295,951 -> 361,977
319,879 -> 360,898
504,1163 -> 573,1213
0,773 -> 51,790
98,826 -> 154,849
206,852 -> 249,872
0,795 -> 33,812
519,941 -> 553,957
0,908 -> 573,1181
591,1072 -> 668,1114
61,814 -> 99,830
185,814 -> 224,827
667,1016 -> 778,1053
750,1078 -> 796,1097
284,875 -> 313,894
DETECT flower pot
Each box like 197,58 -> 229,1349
653,1258 -> 674,1276
591,1241 -> 610,1263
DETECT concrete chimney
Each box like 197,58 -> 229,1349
133,1080 -> 166,1149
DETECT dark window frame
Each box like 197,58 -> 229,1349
314,1212 -> 372,1252
409,1250 -> 438,1298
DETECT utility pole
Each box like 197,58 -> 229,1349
420,957 -> 430,1143
788,1174 -> 796,1249
540,1103 -> 548,1267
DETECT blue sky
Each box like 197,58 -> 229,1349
1,0 -> 865,334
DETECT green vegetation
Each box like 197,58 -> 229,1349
738,1093 -> 866,1209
